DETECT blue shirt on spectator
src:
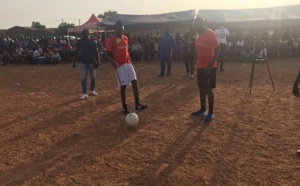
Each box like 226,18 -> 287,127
159,34 -> 176,59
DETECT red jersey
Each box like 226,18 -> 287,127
195,29 -> 219,68
106,35 -> 131,68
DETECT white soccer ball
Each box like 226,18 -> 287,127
125,113 -> 139,126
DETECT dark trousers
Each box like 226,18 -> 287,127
218,43 -> 227,70
184,51 -> 195,74
160,57 -> 171,75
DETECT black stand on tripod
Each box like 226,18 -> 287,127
248,58 -> 275,93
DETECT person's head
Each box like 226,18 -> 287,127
114,21 -> 124,37
165,28 -> 170,35
194,16 -> 206,32
82,29 -> 89,39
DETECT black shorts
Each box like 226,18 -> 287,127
197,68 -> 217,88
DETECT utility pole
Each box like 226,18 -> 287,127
79,19 -> 81,26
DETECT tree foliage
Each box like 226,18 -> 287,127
56,22 -> 75,35
98,10 -> 118,19
31,21 -> 46,29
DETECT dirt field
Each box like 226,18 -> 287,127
0,58 -> 299,186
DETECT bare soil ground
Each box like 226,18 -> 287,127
0,58 -> 299,186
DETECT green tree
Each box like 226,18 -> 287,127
56,22 -> 75,36
98,10 -> 118,19
31,21 -> 46,29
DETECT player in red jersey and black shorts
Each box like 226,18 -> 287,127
191,17 -> 220,122
106,21 -> 147,114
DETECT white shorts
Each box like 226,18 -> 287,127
115,63 -> 137,87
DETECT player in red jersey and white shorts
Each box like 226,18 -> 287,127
106,21 -> 147,114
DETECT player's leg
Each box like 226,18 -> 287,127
125,64 -> 147,111
80,63 -> 89,100
189,53 -> 194,77
204,68 -> 217,122
159,57 -> 166,76
131,79 -> 147,111
191,68 -> 207,117
88,63 -> 97,95
166,58 -> 171,76
115,65 -> 129,114
184,52 -> 190,76
120,85 -> 129,114
219,44 -> 226,72
207,88 -> 214,108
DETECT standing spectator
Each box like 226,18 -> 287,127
183,26 -> 195,78
75,29 -> 100,100
215,22 -> 229,71
291,33 -> 300,57
236,31 -> 245,62
158,28 -> 176,77
191,16 -> 220,122
130,40 -> 142,62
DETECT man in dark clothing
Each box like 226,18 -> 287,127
75,29 -> 100,100
184,26 -> 195,78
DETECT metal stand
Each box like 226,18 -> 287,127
248,58 -> 275,93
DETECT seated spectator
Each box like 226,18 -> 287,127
51,50 -> 61,64
2,50 -> 11,65
15,46 -> 24,56
44,49 -> 52,64
14,46 -> 24,64
62,42 -> 72,50
23,48 -> 32,64
241,49 -> 254,63
253,37 -> 267,59
38,45 -> 43,54
32,48 -> 40,65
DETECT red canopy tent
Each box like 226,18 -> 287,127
68,14 -> 102,34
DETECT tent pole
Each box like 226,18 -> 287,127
67,28 -> 70,44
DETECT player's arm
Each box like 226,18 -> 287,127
105,51 -> 118,68
292,69 -> 300,97
207,46 -> 220,70
73,41 -> 80,68
206,31 -> 220,72
93,42 -> 100,68
73,50 -> 80,68
105,38 -> 118,68
172,36 -> 177,50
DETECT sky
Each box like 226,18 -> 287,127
0,0 -> 299,29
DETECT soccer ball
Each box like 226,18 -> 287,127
125,113 -> 139,126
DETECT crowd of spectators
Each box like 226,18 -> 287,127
1,29 -> 299,66
0,36 -> 74,65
